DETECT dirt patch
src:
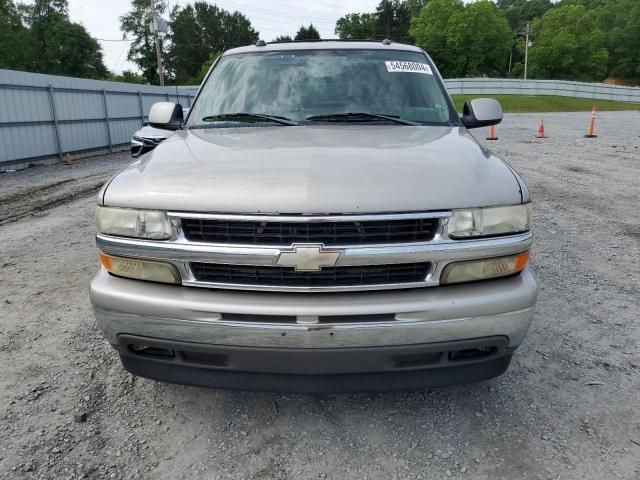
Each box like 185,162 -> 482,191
0,153 -> 131,225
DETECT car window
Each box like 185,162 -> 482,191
188,49 -> 455,126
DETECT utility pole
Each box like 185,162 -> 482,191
523,22 -> 530,81
151,0 -> 164,86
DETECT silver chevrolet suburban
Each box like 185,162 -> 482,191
90,40 -> 537,392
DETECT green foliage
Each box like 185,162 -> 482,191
374,0 -> 412,42
273,35 -> 292,42
335,13 -> 377,39
445,1 -> 513,77
405,0 -> 429,17
496,0 -> 554,30
0,0 -> 109,78
411,0 -> 512,76
168,2 -> 257,85
294,24 -> 320,41
339,0 -> 640,83
410,0 -> 464,75
592,0 -> 640,83
335,0 -> 413,42
0,0 -> 32,71
110,70 -> 147,84
528,4 -> 608,81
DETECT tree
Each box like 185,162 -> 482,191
528,4 -> 608,81
411,0 -> 511,77
410,0 -> 464,75
335,0 -> 638,82
335,1 -> 415,42
405,0 -> 429,17
31,0 -> 68,18
121,0 -> 170,84
497,0 -> 554,30
110,70 -> 147,84
445,0 -> 513,77
294,24 -> 320,40
168,2 -> 257,85
0,0 -> 33,71
7,0 -> 110,78
592,0 -> 640,84
273,35 -> 292,42
335,13 -> 377,39
374,0 -> 412,42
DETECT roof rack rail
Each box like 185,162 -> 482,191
266,38 -> 396,45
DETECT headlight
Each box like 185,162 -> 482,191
440,251 -> 529,285
97,206 -> 171,240
447,204 -> 532,239
99,254 -> 180,284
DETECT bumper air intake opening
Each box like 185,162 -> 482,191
448,346 -> 498,362
129,344 -> 175,359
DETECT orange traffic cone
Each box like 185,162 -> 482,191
536,120 -> 545,138
585,106 -> 597,138
486,125 -> 498,141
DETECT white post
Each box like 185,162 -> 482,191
523,23 -> 530,81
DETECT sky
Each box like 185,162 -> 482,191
67,0 -> 381,74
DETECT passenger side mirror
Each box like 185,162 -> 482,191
460,98 -> 503,129
148,102 -> 184,131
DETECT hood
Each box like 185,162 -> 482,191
134,124 -> 174,140
103,125 -> 523,214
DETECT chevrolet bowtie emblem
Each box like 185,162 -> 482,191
276,244 -> 341,272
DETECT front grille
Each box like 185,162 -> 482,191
191,262 -> 431,288
182,217 -> 439,246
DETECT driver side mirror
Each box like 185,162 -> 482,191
148,102 -> 184,131
461,98 -> 503,129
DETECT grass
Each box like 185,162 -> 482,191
451,94 -> 640,113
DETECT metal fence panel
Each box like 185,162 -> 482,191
0,69 -> 198,167
443,78 -> 640,102
0,124 -> 57,162
1,69 -> 638,167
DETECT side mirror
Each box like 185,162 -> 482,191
461,98 -> 503,129
148,102 -> 184,131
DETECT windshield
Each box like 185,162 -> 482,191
187,49 -> 455,127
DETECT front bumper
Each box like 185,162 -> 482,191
90,267 -> 536,390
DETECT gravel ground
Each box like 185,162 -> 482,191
0,153 -> 132,226
1,111 -> 639,480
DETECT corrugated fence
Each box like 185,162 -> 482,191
1,70 -> 639,169
0,69 -> 198,169
445,78 -> 640,102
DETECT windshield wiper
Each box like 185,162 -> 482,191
306,112 -> 419,126
201,113 -> 299,126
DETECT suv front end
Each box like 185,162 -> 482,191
90,41 -> 537,392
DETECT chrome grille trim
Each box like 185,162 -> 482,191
96,231 -> 532,266
168,211 -> 451,223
